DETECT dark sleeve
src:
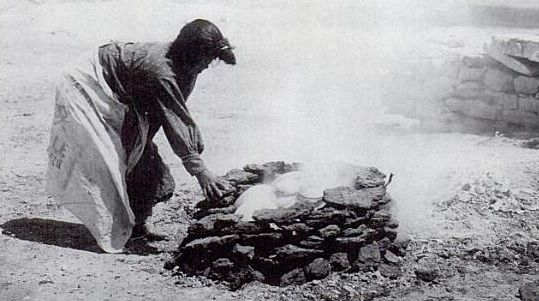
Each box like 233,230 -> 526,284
155,76 -> 207,176
98,43 -> 129,99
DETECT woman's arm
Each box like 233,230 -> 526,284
155,76 -> 230,199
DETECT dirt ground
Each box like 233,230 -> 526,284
1,1 -> 538,300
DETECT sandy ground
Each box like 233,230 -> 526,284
1,1 -> 538,300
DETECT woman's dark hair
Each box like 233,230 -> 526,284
169,19 -> 236,67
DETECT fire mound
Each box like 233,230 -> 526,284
166,162 -> 406,289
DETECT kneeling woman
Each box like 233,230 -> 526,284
47,19 -> 235,252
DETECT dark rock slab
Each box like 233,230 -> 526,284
343,215 -> 370,228
252,208 -> 304,224
363,228 -> 380,240
354,167 -> 386,189
183,235 -> 240,251
193,205 -> 236,220
335,236 -> 367,251
371,229 -> 390,241
229,267 -> 265,290
342,224 -> 367,237
368,210 -> 392,229
209,258 -> 265,290
280,268 -> 306,286
219,221 -> 271,235
329,252 -> 351,271
340,227 -> 379,246
168,251 -> 213,275
323,186 -> 386,211
282,223 -> 314,235
232,244 -> 255,262
241,233 -> 283,248
291,199 -> 324,210
298,235 -> 325,249
249,269 -> 265,283
210,214 -> 242,229
319,224 -> 341,239
304,258 -> 331,280
243,163 -> 272,177
222,169 -> 260,185
242,162 -> 301,184
196,194 -> 237,210
244,161 -> 301,179
304,208 -> 353,228
275,244 -> 324,264
252,257 -> 281,275
252,201 -> 317,224
377,237 -> 392,251
187,213 -> 242,237
354,242 -> 382,271
375,195 -> 392,207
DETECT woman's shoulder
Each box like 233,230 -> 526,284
139,42 -> 175,78
99,42 -> 170,68
99,41 -> 175,82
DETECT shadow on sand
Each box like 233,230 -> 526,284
0,218 -> 160,255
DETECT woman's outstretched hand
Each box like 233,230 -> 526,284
195,169 -> 232,200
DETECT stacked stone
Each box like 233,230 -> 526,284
166,162 -> 406,289
444,36 -> 539,128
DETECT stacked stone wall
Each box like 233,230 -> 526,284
165,162 -> 406,289
443,37 -> 539,129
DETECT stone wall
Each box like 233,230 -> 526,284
443,36 -> 539,129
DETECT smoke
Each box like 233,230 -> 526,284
188,1 -> 538,236
189,1 -> 453,235
8,0 -> 536,236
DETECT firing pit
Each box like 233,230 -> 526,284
165,162 -> 406,289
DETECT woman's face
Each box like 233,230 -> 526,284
193,56 -> 214,74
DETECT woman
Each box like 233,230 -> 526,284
47,19 -> 235,251
101,19 -> 235,238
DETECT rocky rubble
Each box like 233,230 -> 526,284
165,162 -> 404,289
